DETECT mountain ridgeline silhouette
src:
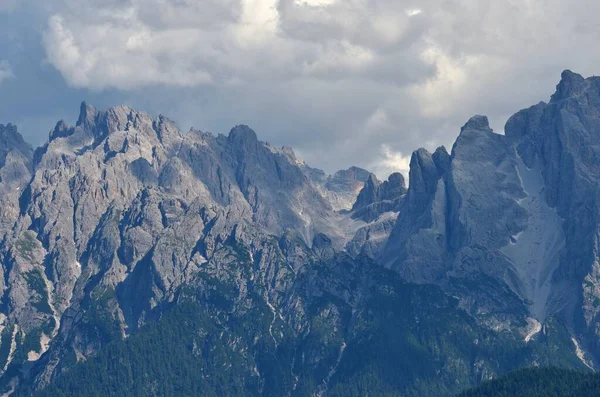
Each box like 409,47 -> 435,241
0,71 -> 600,395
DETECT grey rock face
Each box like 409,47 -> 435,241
0,124 -> 33,308
383,114 -> 546,325
0,124 -> 32,227
338,169 -> 407,257
504,71 -> 600,351
345,212 -> 397,258
0,102 -> 380,388
0,123 -> 32,169
303,165 -> 371,212
0,124 -> 33,200
382,145 -> 450,278
352,174 -> 381,212
351,172 -> 407,222
381,72 -> 600,368
2,71 -> 600,393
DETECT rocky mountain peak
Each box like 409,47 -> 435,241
432,146 -> 451,174
4,72 -> 600,395
49,120 -> 72,141
381,172 -> 406,197
76,101 -> 97,128
304,165 -> 371,212
228,124 -> 259,147
550,69 -> 587,102
0,122 -> 29,147
451,114 -> 509,165
334,166 -> 371,182
0,122 -> 18,139
76,103 -> 160,145
351,173 -> 381,211
0,123 -> 33,168
153,114 -> 183,152
0,123 -> 33,242
460,114 -> 491,133
382,71 -> 600,348
351,171 -> 407,222
407,148 -> 441,206
278,145 -> 297,160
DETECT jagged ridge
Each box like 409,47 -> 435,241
0,70 -> 599,395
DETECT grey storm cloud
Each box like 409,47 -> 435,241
2,0 -> 600,178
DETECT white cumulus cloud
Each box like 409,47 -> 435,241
42,0 -> 432,90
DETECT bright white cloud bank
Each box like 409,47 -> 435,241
40,0 -> 600,177
43,0 -> 426,89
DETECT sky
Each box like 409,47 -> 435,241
1,0 -> 600,178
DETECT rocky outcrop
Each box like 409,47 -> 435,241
382,145 -> 450,278
351,172 -> 406,222
2,70 -> 600,394
344,171 -> 407,257
504,70 -> 600,354
0,124 -> 32,237
0,102 -> 380,389
0,124 -> 33,315
303,166 -> 371,212
381,72 -> 600,368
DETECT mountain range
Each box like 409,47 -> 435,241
0,70 -> 599,396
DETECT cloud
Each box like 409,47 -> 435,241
6,0 -> 600,179
43,13 -> 214,90
41,0 -> 433,90
370,144 -> 411,180
0,60 -> 13,84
